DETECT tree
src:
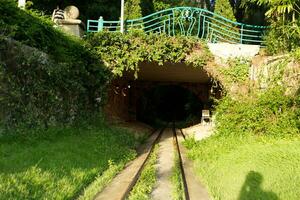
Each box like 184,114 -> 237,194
124,0 -> 143,19
251,0 -> 300,22
30,0 -> 121,21
214,0 -> 237,21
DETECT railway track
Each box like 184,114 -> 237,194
94,123 -> 209,200
125,123 -> 190,200
172,124 -> 189,200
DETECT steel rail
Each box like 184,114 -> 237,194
122,126 -> 166,199
172,122 -> 189,200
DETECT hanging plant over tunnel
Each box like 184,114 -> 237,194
86,31 -> 213,78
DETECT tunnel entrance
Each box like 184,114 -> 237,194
137,85 -> 203,124
104,62 -> 223,127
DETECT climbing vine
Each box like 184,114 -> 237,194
87,31 -> 213,78
219,58 -> 250,84
0,1 -> 110,129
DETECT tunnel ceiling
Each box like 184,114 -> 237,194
124,62 -> 211,83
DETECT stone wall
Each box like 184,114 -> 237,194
250,55 -> 300,95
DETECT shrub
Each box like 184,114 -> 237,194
215,87 -> 299,137
220,58 -> 250,84
264,21 -> 300,54
125,0 -> 143,19
0,0 -> 110,129
214,0 -> 236,22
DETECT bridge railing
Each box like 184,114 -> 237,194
87,7 -> 268,45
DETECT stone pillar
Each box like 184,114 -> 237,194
52,5 -> 85,38
56,19 -> 85,37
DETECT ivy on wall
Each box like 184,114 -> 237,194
87,31 -> 213,78
0,1 -> 110,128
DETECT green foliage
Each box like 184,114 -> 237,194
127,145 -> 158,200
215,87 -> 299,137
29,0 -> 121,21
251,0 -> 300,22
125,0 -> 143,19
29,0 -> 212,22
214,0 -> 237,22
292,47 -> 300,61
185,134 -> 300,200
78,160 -> 126,200
213,0 -> 238,42
0,119 -> 140,200
0,1 -> 110,128
250,0 -> 300,54
238,0 -> 267,25
183,83 -> 300,200
264,21 -> 300,54
152,0 -> 211,12
220,58 -> 250,84
87,31 -> 212,77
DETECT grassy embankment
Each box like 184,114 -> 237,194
0,1 -> 145,199
185,59 -> 300,199
0,121 -> 146,200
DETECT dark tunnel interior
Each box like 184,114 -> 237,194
136,85 -> 204,125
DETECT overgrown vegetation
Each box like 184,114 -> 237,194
219,58 -> 250,84
0,118 -> 144,200
127,145 -> 159,200
0,0 -> 110,128
248,0 -> 300,54
124,0 -> 212,20
263,21 -> 300,54
214,0 -> 237,22
184,52 -> 300,199
87,31 -> 212,77
184,80 -> 300,199
29,0 -> 122,21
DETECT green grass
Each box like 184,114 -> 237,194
0,123 -> 143,200
78,160 -> 125,200
171,153 -> 185,200
185,134 -> 300,200
127,145 -> 159,200
184,85 -> 300,200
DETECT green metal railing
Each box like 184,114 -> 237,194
87,7 -> 268,45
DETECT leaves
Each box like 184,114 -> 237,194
0,1 -> 111,128
251,0 -> 300,21
87,31 -> 212,78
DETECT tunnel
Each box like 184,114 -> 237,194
104,62 -> 222,127
136,85 -> 204,125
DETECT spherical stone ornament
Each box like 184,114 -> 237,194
64,6 -> 80,19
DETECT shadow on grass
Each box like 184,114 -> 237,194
0,126 -> 138,200
238,171 -> 278,200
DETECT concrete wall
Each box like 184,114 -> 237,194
208,43 -> 260,59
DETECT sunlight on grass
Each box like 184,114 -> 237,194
185,135 -> 300,200
0,125 -> 141,200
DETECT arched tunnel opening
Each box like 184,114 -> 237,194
136,85 -> 204,125
104,62 -> 223,128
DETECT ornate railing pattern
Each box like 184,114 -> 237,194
87,7 -> 267,45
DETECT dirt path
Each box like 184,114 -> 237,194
151,128 -> 175,200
